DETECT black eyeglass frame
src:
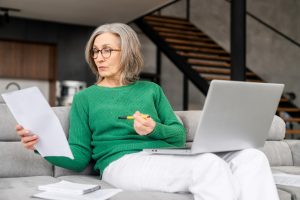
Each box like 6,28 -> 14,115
91,48 -> 121,59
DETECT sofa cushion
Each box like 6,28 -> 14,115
174,110 -> 201,142
285,140 -> 300,166
277,185 -> 299,200
272,166 -> 300,175
0,175 -> 290,200
52,106 -> 71,137
277,188 -> 293,200
0,142 -> 53,178
0,105 -> 19,141
259,141 -> 293,166
58,175 -> 194,200
0,176 -> 61,200
54,162 -> 98,177
267,115 -> 286,141
1,175 -> 193,200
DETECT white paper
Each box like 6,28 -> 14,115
1,87 -> 74,159
32,188 -> 122,200
38,180 -> 100,195
273,173 -> 300,187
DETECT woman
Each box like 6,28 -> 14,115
16,23 -> 279,200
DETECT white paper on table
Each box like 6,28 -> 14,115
273,173 -> 300,187
1,87 -> 74,159
38,180 -> 101,195
32,188 -> 122,200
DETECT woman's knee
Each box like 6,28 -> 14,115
194,153 -> 229,170
242,148 -> 268,161
234,148 -> 270,167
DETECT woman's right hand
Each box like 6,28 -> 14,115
15,124 -> 38,150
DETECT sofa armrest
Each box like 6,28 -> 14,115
285,140 -> 300,166
260,141 -> 293,166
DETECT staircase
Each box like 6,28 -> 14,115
134,14 -> 300,137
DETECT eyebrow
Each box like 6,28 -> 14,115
93,44 -> 112,49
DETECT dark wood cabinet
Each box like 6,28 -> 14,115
0,40 -> 57,105
0,40 -> 56,80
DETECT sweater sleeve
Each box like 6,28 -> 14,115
147,85 -> 186,147
44,94 -> 92,172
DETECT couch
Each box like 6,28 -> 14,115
1,104 -> 300,200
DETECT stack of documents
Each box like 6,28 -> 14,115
38,180 -> 101,195
33,180 -> 122,200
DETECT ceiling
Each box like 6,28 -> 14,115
0,0 -> 174,26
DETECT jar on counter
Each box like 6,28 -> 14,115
57,80 -> 86,106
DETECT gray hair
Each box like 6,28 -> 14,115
85,23 -> 144,85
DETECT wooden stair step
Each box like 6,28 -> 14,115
202,74 -> 230,80
189,60 -> 256,77
244,79 -> 264,83
189,60 -> 230,68
144,15 -> 191,26
193,67 -> 231,74
159,32 -> 213,42
192,67 -> 256,76
202,75 -> 263,82
245,71 -> 256,77
171,45 -> 228,55
277,107 -> 300,112
286,129 -> 300,134
283,117 -> 300,123
280,97 -> 289,102
147,21 -> 198,31
154,27 -> 206,37
165,38 -> 220,48
177,52 -> 230,62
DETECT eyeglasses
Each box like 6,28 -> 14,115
91,48 -> 121,59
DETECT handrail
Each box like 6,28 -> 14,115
129,0 -> 192,22
247,12 -> 300,48
130,0 -> 181,21
224,0 -> 300,48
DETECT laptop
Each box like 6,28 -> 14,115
144,80 -> 284,155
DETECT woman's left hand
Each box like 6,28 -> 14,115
133,111 -> 156,135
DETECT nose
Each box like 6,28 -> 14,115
95,53 -> 105,62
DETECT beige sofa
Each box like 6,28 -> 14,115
1,105 -> 300,200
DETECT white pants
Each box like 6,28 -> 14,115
102,148 -> 279,200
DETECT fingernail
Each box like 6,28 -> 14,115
25,130 -> 30,134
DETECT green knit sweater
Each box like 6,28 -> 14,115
45,81 -> 186,174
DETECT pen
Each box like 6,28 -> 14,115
118,114 -> 150,120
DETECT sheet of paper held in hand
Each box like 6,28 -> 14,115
1,87 -> 74,159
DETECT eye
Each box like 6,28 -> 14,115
92,48 -> 99,53
102,48 -> 111,54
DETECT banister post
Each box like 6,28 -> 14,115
230,0 -> 246,81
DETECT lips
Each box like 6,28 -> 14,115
98,66 -> 108,71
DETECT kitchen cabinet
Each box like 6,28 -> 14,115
0,40 -> 57,105
0,40 -> 56,80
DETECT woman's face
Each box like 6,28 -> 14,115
92,32 -> 122,82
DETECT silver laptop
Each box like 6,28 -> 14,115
144,80 -> 284,155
